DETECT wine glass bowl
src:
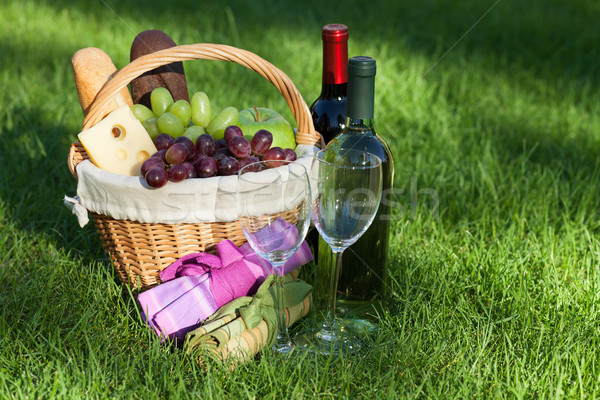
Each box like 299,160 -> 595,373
237,210 -> 301,267
312,150 -> 382,252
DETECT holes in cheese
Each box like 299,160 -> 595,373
112,125 -> 126,140
137,151 -> 150,162
78,106 -> 158,176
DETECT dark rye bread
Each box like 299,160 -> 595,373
129,30 -> 189,108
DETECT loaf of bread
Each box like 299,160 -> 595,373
129,29 -> 189,108
72,47 -> 133,118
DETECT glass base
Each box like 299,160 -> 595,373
334,300 -> 382,338
272,338 -> 295,354
294,321 -> 363,356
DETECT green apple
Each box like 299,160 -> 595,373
238,106 -> 296,150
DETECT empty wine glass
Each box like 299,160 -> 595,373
297,148 -> 382,354
236,160 -> 312,353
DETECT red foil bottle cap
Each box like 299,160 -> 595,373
321,24 -> 348,84
322,24 -> 349,42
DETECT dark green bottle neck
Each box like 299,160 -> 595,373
346,74 -> 374,121
346,56 -> 376,121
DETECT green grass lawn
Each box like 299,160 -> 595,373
2,0 -> 600,398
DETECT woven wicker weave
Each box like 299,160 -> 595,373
67,43 -> 321,290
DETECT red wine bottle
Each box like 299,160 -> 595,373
306,24 -> 349,273
317,56 -> 395,320
309,24 -> 349,144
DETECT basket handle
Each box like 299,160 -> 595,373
83,43 -> 320,145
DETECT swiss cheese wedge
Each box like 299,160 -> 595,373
78,106 -> 157,176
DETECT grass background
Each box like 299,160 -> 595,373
1,0 -> 600,398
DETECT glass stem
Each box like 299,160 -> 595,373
273,267 -> 290,347
322,249 -> 344,335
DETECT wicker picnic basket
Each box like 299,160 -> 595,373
67,43 -> 321,291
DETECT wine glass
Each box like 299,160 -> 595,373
236,160 -> 312,354
296,148 -> 382,354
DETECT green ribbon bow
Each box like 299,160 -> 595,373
185,274 -> 312,355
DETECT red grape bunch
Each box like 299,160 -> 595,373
142,125 -> 297,188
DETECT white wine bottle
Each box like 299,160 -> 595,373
317,56 -> 395,320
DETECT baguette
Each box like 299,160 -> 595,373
72,47 -> 133,119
